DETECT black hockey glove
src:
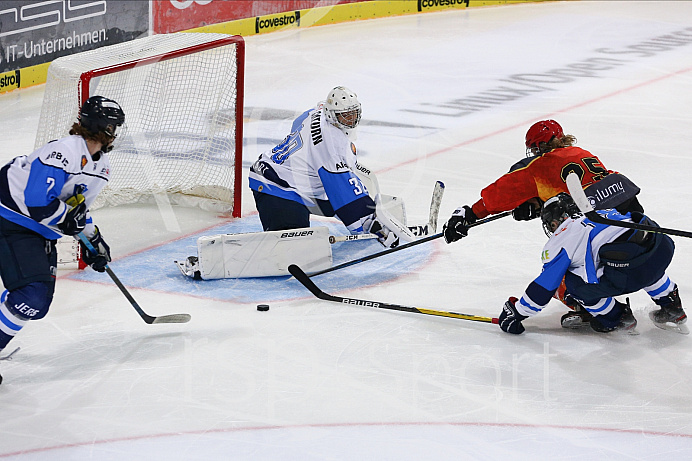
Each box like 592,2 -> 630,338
499,297 -> 528,334
511,199 -> 541,221
80,226 -> 111,273
443,206 -> 477,244
57,194 -> 87,236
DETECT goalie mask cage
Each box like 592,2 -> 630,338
35,32 -> 245,216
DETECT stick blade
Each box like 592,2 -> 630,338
151,313 -> 192,324
288,264 -> 325,298
428,181 -> 445,233
565,172 -> 594,213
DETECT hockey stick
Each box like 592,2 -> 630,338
289,264 -> 498,324
565,173 -> 692,239
307,210 -> 513,277
427,180 -> 445,233
408,180 -> 445,237
77,233 -> 191,324
329,233 -> 379,244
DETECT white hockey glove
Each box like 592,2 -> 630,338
362,195 -> 416,249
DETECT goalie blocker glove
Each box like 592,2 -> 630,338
443,206 -> 477,243
499,297 -> 528,334
80,226 -> 111,272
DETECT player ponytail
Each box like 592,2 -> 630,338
69,122 -> 114,147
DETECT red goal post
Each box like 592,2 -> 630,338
36,33 -> 245,217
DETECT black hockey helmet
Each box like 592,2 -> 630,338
79,96 -> 125,138
541,192 -> 581,235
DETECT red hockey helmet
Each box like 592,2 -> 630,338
525,120 -> 563,156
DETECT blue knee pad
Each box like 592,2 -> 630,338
6,282 -> 54,320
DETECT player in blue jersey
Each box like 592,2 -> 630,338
498,193 -> 686,335
0,96 -> 125,382
249,86 -> 414,249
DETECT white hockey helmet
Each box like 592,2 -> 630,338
325,86 -> 362,134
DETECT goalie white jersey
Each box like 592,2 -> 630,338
249,102 -> 374,232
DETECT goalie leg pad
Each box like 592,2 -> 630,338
196,226 -> 333,279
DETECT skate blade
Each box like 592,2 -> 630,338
649,311 -> 690,335
561,317 -> 591,329
0,347 -> 20,361
174,260 -> 192,277
622,326 -> 640,335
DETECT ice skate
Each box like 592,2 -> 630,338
0,347 -> 20,361
175,256 -> 202,280
0,347 -> 20,385
615,303 -> 639,335
560,302 -> 593,329
590,300 -> 638,335
650,287 -> 688,334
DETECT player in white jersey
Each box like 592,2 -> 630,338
0,96 -> 125,382
498,193 -> 686,335
249,86 -> 413,249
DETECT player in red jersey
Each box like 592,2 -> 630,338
443,120 -> 644,328
458,120 -> 641,223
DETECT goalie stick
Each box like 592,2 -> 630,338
409,180 -> 445,236
289,264 -> 498,324
565,173 -> 692,238
307,210 -> 513,277
329,233 -> 379,244
77,233 -> 191,324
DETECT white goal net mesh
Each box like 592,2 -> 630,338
35,33 -> 244,214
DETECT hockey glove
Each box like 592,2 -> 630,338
367,218 -> 400,248
511,198 -> 541,221
80,226 -> 111,273
57,194 -> 87,236
361,195 -> 416,249
499,297 -> 528,334
443,206 -> 477,243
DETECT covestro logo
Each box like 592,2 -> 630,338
255,11 -> 301,34
0,70 -> 20,91
417,0 -> 468,11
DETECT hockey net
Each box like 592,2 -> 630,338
36,32 -> 244,214
35,33 -> 245,268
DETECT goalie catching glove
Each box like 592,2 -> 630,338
80,225 -> 111,272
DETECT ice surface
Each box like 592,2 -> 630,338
2,1 -> 692,459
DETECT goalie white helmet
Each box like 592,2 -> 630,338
325,86 -> 361,139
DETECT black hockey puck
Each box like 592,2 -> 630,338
257,304 -> 270,311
